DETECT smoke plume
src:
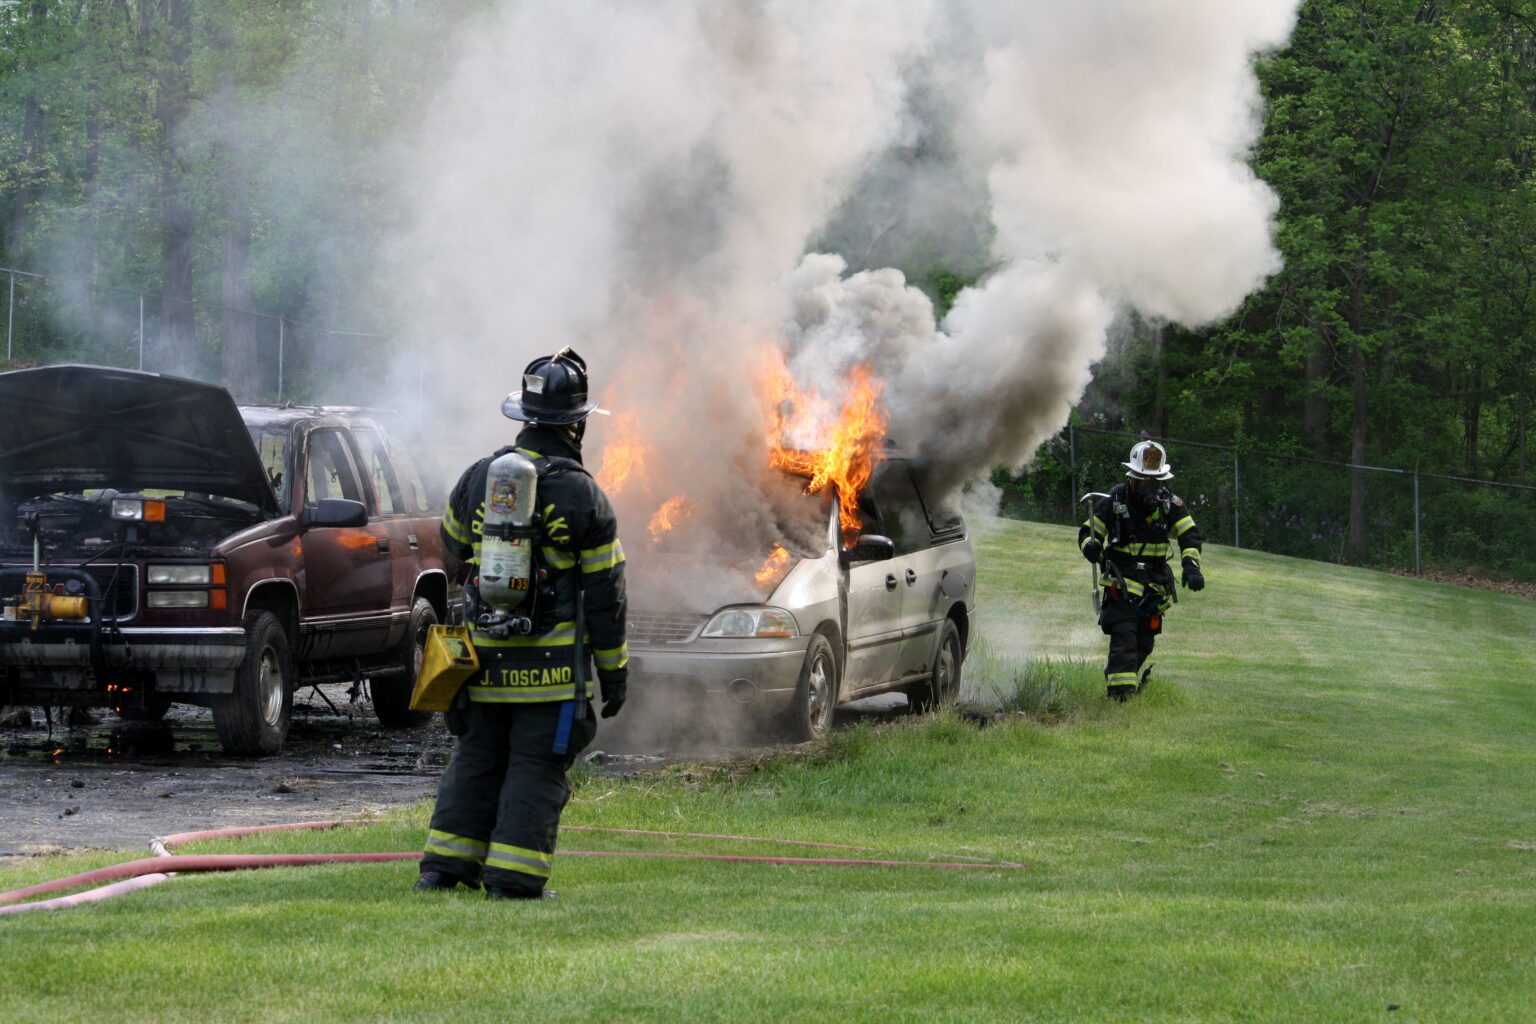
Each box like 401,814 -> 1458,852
392,0 -> 1300,609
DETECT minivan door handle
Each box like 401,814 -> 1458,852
885,574 -> 899,592
905,569 -> 917,587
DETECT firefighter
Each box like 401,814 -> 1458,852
415,348 -> 628,899
1078,440 -> 1204,701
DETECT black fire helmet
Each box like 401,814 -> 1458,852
501,347 -> 601,425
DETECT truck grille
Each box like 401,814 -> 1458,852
1,564 -> 139,622
626,612 -> 706,645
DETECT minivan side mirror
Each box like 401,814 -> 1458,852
301,498 -> 368,530
839,534 -> 895,565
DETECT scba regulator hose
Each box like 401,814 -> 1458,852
0,819 -> 1024,916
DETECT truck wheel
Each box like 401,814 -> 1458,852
785,633 -> 838,742
373,598 -> 436,729
212,611 -> 293,756
909,619 -> 963,714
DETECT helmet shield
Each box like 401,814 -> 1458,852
1122,440 -> 1173,480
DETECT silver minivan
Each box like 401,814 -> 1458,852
626,456 -> 977,741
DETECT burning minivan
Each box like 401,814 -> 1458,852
0,365 -> 451,755
622,451 -> 975,741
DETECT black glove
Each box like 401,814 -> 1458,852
1081,538 -> 1102,564
1181,560 -> 1205,592
600,678 -> 627,719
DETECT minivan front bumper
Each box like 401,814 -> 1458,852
628,636 -> 810,713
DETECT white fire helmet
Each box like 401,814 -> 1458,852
1123,440 -> 1174,480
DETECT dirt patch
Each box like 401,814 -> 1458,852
0,690 -> 909,860
1383,567 -> 1536,600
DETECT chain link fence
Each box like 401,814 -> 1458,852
1,264 -> 406,407
1001,424 -> 1536,584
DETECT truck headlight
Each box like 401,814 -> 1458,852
148,565 -> 211,585
701,606 -> 799,639
111,498 -> 166,522
148,591 -> 209,609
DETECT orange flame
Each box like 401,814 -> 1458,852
594,412 -> 651,496
647,495 -> 694,542
763,355 -> 888,546
334,530 -> 379,551
755,544 -> 791,587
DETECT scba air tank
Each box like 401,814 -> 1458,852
478,451 -> 539,612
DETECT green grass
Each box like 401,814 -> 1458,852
3,519 -> 1535,1023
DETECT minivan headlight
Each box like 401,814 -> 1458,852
701,606 -> 799,639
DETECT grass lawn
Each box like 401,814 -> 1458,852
2,519 -> 1534,1023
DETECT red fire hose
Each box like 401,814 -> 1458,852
0,819 -> 1024,916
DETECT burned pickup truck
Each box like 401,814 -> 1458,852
0,365 -> 451,755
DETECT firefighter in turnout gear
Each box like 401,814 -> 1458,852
1078,441 -> 1204,701
416,348 -> 628,899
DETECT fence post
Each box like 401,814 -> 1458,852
277,317 -> 286,404
1233,449 -> 1241,549
6,270 -> 14,360
1413,465 -> 1421,575
137,294 -> 145,371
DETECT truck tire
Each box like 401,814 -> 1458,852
785,633 -> 839,742
909,619 -> 963,714
212,611 -> 293,756
373,598 -> 436,729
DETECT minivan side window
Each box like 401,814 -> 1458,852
306,429 -> 365,507
910,467 -> 965,538
868,462 -> 932,555
353,428 -> 404,517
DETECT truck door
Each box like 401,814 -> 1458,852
299,427 -> 394,657
351,426 -> 414,649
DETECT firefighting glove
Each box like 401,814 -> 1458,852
1181,560 -> 1205,592
1081,538 -> 1103,564
600,678 -> 627,719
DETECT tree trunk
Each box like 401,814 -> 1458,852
1465,366 -> 1482,476
5,0 -> 48,258
1304,339 -> 1329,446
220,173 -> 258,398
154,0 -> 197,374
1151,324 -> 1169,438
1349,340 -> 1368,555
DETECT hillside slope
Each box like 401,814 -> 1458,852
1,520 -> 1533,1023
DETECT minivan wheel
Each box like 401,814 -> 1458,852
786,634 -> 839,742
373,598 -> 436,729
212,611 -> 293,756
910,619 -> 963,714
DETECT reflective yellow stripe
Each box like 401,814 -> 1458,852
486,842 -> 552,879
1111,542 -> 1170,558
1087,515 -> 1107,538
542,546 -> 577,570
425,829 -> 487,863
1080,534 -> 1097,551
580,540 -> 625,574
516,448 -> 543,460
1106,672 -> 1138,686
1172,515 -> 1196,538
594,643 -> 629,672
1182,548 -> 1202,564
470,621 -> 577,648
443,506 -> 469,544
469,683 -> 583,702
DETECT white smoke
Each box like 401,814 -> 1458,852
391,0 -> 1299,608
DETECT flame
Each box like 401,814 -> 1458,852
763,356 -> 888,545
647,495 -> 693,542
755,544 -> 791,587
595,412 -> 651,496
334,530 -> 378,551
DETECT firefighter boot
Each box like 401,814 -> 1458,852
414,870 -> 480,893
1138,663 -> 1154,693
486,885 -> 557,901
1106,685 -> 1136,702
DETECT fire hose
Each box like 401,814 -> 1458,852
0,819 -> 1024,916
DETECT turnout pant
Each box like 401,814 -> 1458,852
421,699 -> 596,895
1098,598 -> 1160,690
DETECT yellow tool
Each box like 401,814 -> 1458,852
410,625 -> 479,711
21,572 -> 89,631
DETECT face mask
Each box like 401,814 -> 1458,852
1128,475 -> 1159,500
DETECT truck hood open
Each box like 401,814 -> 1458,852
0,364 -> 279,516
